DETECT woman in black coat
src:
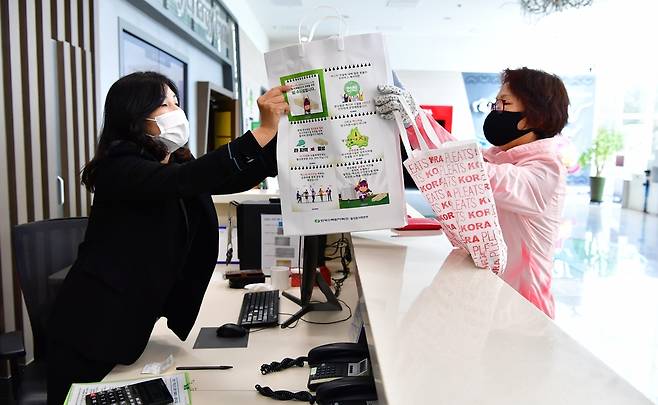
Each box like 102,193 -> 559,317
47,71 -> 289,404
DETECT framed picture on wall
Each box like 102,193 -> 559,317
119,23 -> 188,111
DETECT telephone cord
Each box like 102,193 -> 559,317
260,356 -> 308,375
255,384 -> 316,403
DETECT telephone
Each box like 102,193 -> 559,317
314,376 -> 377,405
257,342 -> 378,405
307,342 -> 371,390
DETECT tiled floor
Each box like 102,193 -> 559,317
552,192 -> 658,404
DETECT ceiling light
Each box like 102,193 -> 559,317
271,0 -> 303,6
272,25 -> 299,32
386,0 -> 421,7
520,0 -> 593,15
376,25 -> 404,31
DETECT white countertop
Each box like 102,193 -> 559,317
351,229 -> 653,404
103,269 -> 360,403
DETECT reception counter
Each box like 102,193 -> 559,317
351,229 -> 652,404
102,202 -> 652,403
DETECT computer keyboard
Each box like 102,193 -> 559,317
238,290 -> 280,328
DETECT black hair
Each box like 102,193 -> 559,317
502,67 -> 570,138
81,71 -> 179,191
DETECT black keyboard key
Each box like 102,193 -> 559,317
237,290 -> 279,328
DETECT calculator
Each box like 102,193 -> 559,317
85,378 -> 173,405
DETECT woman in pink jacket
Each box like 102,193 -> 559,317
376,67 -> 569,318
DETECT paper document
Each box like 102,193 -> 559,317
64,372 -> 191,405
261,214 -> 301,272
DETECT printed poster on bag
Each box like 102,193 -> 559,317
404,140 -> 507,273
265,33 -> 406,235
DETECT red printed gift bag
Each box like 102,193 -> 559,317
393,98 -> 507,273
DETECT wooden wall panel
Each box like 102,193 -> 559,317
37,0 -> 57,219
72,46 -> 87,213
0,0 -> 98,368
83,51 -> 95,212
4,0 -> 29,333
20,0 -> 45,222
57,42 -> 75,217
0,0 -> 9,334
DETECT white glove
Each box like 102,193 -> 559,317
374,85 -> 419,128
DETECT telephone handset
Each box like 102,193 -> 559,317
307,342 -> 371,390
257,342 -> 378,404
315,377 -> 377,405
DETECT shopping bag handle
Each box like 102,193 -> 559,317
393,95 -> 431,156
416,105 -> 445,148
298,6 -> 347,57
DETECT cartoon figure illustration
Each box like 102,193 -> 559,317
345,127 -> 369,148
303,96 -> 311,114
355,179 -> 372,201
303,189 -> 309,202
326,187 -> 332,201
296,190 -> 302,203
310,187 -> 316,203
319,188 -> 325,202
343,93 -> 349,103
358,91 -> 364,101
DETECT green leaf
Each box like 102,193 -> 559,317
578,128 -> 624,177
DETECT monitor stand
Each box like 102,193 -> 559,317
280,235 -> 342,328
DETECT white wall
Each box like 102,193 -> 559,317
395,70 -> 475,139
98,0 -> 227,155
222,0 -> 269,52
239,27 -> 268,132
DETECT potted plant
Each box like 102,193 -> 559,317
578,128 -> 624,202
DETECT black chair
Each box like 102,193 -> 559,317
0,218 -> 88,405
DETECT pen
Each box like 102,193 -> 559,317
176,365 -> 233,370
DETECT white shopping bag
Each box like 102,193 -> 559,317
393,97 -> 507,273
264,12 -> 406,236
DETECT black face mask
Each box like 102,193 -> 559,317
483,111 -> 534,146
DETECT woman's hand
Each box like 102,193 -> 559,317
374,85 -> 419,128
252,85 -> 290,147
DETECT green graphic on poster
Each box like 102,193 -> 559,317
280,69 -> 329,122
345,127 -> 369,148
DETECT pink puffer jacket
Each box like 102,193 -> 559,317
409,113 -> 566,318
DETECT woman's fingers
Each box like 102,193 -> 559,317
375,100 -> 400,115
379,112 -> 395,121
263,85 -> 291,99
377,84 -> 403,96
255,85 -> 292,140
374,94 -> 399,106
267,95 -> 286,104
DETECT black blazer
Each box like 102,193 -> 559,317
49,132 -> 277,364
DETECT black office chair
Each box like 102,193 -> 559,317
0,217 -> 88,405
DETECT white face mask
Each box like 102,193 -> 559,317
146,109 -> 189,153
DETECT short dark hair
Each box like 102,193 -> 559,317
81,71 -> 179,191
502,67 -> 569,138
